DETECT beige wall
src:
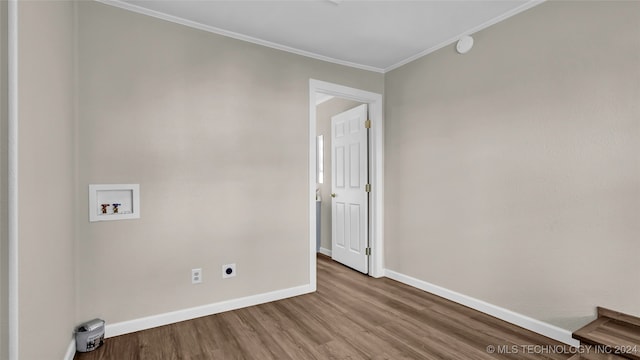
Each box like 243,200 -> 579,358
8,0 -> 638,355
75,1 -> 383,324
0,1 -> 8,358
17,1 -> 77,359
385,0 -> 640,331
316,98 -> 364,252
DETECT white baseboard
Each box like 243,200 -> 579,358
105,283 -> 313,338
318,247 -> 332,257
384,269 -> 580,347
64,339 -> 76,360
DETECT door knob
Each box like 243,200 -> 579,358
331,193 -> 336,198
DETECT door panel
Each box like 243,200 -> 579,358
349,144 -> 360,188
331,104 -> 369,274
335,146 -> 345,188
349,204 -> 361,252
335,203 -> 345,247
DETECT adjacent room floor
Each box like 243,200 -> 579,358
75,255 -> 572,359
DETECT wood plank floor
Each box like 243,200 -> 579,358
75,255 -> 573,360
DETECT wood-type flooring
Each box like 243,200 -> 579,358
75,255 -> 573,360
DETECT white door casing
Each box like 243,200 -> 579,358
308,79 -> 384,290
331,104 -> 369,274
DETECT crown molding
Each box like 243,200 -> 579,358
385,0 -> 545,72
95,0 -> 385,74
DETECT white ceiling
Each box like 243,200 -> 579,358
105,0 -> 542,73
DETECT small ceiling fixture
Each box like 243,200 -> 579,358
456,35 -> 474,54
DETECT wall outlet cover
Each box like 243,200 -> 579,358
192,268 -> 202,284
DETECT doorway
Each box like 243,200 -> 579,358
308,80 -> 384,290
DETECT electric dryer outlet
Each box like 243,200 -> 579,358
222,264 -> 236,279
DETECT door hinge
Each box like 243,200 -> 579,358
365,247 -> 371,256
364,119 -> 371,129
365,183 -> 371,193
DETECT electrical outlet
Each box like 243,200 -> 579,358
222,264 -> 236,279
192,268 -> 202,284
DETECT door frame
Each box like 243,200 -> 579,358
308,79 -> 384,289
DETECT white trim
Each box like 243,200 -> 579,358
318,247 -> 332,257
384,269 -> 580,347
64,339 -> 76,360
308,88 -> 318,292
384,0 -> 545,72
8,1 -> 19,359
95,0 -> 384,74
96,0 -> 546,74
97,0 -> 542,74
105,284 -> 312,338
309,79 -> 384,279
315,93 -> 334,106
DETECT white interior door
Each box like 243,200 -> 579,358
331,104 -> 369,274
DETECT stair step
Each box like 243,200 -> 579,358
573,307 -> 640,360
568,352 -> 629,360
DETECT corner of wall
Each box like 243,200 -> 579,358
0,1 -> 10,358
